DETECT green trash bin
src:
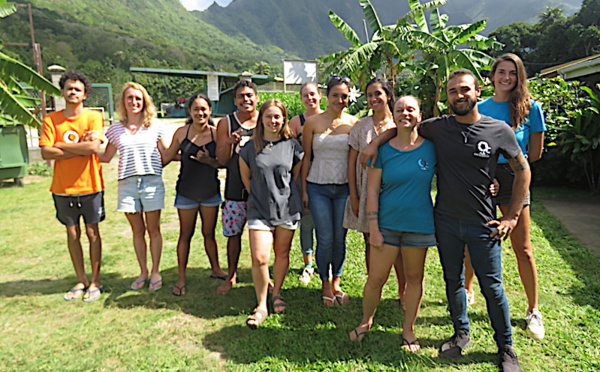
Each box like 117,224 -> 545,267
0,124 -> 29,186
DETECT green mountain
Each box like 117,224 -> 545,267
200,0 -> 582,59
1,0 -> 287,76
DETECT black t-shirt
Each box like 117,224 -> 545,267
239,138 -> 304,225
224,113 -> 255,201
418,115 -> 521,222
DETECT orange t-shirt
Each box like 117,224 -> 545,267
39,109 -> 105,195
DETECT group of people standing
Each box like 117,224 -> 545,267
40,52 -> 545,372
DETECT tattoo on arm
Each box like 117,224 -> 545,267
507,153 -> 530,172
367,211 -> 378,221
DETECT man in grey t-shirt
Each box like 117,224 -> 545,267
419,69 -> 529,372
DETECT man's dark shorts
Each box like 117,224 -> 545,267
53,191 -> 105,226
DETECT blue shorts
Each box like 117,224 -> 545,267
380,228 -> 437,248
247,218 -> 299,231
117,175 -> 165,213
174,192 -> 222,209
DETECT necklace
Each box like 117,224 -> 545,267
458,122 -> 478,144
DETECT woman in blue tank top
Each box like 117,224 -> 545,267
464,53 -> 547,340
163,93 -> 225,296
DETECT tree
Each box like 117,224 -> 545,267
402,3 -> 502,116
0,0 -> 60,127
322,0 -> 447,89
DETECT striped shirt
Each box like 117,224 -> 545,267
105,120 -> 164,180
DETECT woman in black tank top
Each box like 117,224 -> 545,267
162,93 -> 227,296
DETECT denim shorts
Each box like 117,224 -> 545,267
380,228 -> 437,248
117,175 -> 165,213
247,218 -> 299,231
174,192 -> 222,209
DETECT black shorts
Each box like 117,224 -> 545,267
494,164 -> 531,207
53,191 -> 105,226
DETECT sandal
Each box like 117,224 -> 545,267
246,307 -> 268,330
322,295 -> 336,307
271,295 -> 287,314
64,286 -> 87,301
401,337 -> 420,353
334,291 -> 350,305
349,326 -> 369,342
172,285 -> 186,296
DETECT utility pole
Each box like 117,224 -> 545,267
2,3 -> 47,118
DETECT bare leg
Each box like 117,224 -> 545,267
249,229 -> 272,315
145,210 -> 163,289
65,224 -> 89,298
393,252 -> 406,309
465,246 -> 475,304
500,205 -> 538,312
174,208 -> 199,295
271,226 -> 294,312
350,243 -> 399,341
126,212 -> 149,288
400,246 -> 428,346
217,234 -> 241,295
198,205 -> 226,278
85,223 -> 102,290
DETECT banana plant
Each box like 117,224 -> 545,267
322,0 -> 447,89
403,4 -> 503,116
0,0 -> 61,128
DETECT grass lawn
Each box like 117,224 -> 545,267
1,155 -> 599,371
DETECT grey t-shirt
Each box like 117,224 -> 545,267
418,115 -> 522,222
239,138 -> 304,225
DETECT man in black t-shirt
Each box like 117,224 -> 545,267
215,80 -> 259,295
419,69 -> 529,372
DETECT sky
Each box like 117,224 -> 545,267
179,0 -> 232,11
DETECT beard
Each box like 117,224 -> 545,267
450,97 -> 476,116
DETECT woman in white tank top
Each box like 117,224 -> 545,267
301,76 -> 358,307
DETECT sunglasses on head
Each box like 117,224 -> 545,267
331,75 -> 351,84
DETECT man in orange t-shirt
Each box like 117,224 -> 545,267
40,71 -> 105,302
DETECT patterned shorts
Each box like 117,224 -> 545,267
221,200 -> 247,237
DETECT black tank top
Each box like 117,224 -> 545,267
225,113 -> 254,201
176,125 -> 220,202
296,113 -> 306,144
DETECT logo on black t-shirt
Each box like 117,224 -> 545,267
474,141 -> 491,158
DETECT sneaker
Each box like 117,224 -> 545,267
526,309 -> 545,340
299,265 -> 314,285
498,345 -> 521,372
439,331 -> 471,359
466,291 -> 475,306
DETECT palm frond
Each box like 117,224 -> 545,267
0,52 -> 61,95
0,0 -> 17,18
328,10 -> 362,47
454,20 -> 487,44
335,42 -> 379,78
359,0 -> 383,35
0,83 -> 41,127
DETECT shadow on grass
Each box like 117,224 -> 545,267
532,201 -> 600,311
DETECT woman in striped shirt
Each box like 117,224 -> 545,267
100,82 -> 168,292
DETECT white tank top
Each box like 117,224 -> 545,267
307,133 -> 349,184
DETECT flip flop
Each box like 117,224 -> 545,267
271,295 -> 287,313
401,337 -> 420,353
335,291 -> 350,305
210,275 -> 227,280
322,295 -> 336,307
130,277 -> 149,290
83,286 -> 102,302
149,277 -> 162,291
349,327 -> 368,342
64,286 -> 86,301
246,307 -> 268,330
172,285 -> 186,296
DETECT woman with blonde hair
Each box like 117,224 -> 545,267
100,82 -> 167,291
239,99 -> 304,328
464,53 -> 547,340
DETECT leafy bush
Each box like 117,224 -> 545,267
258,91 -> 327,118
28,162 -> 52,177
